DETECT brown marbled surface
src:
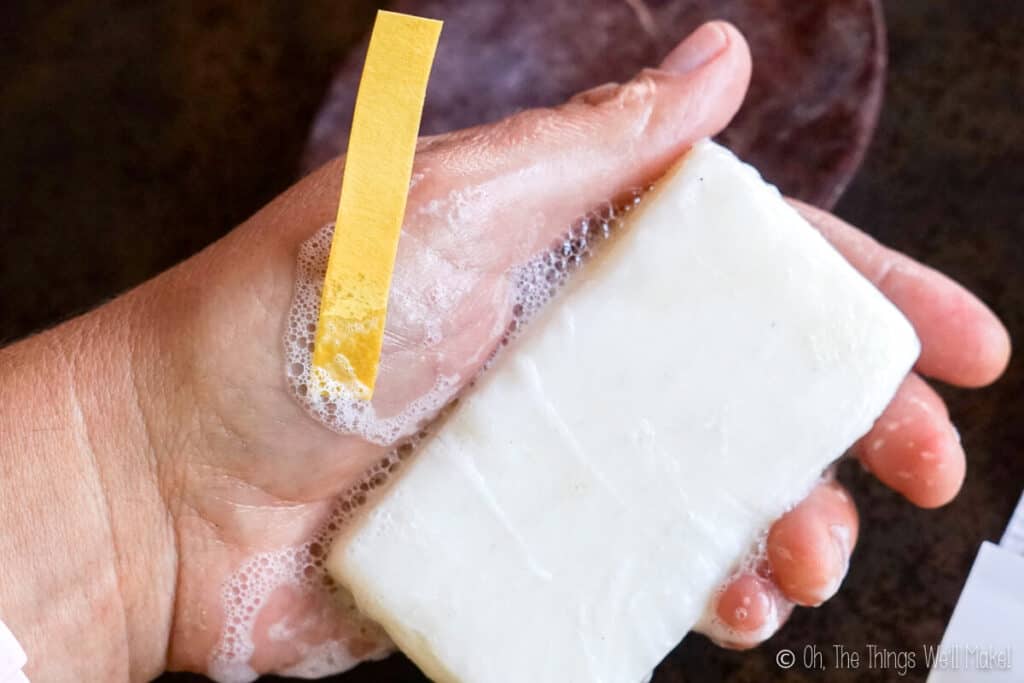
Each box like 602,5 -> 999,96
1,2 -> 1021,682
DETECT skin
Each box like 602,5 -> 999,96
0,22 -> 1010,682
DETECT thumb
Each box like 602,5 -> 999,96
203,22 -> 751,452
269,21 -> 751,255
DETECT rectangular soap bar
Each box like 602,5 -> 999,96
328,140 -> 921,683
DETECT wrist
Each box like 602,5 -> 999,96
0,293 -> 178,681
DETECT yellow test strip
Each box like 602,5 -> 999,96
313,10 -> 442,399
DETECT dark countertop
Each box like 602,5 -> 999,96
1,2 -> 1021,681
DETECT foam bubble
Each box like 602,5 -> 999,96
501,194 -> 644,354
285,188 -> 645,445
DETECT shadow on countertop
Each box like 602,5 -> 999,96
1,1 -> 1022,681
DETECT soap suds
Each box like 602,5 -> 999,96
276,640 -> 370,679
284,225 -> 457,446
283,190 -> 644,446
502,195 -> 644,350
208,450 -> 412,682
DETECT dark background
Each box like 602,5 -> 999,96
2,1 -> 1022,681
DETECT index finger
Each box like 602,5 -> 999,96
793,200 -> 1011,388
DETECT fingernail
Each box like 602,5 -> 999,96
659,22 -> 730,74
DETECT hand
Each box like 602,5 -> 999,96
153,19 -> 1011,675
0,22 -> 1008,682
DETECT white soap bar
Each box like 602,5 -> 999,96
328,140 -> 920,683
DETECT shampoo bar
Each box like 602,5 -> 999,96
328,141 -> 920,683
